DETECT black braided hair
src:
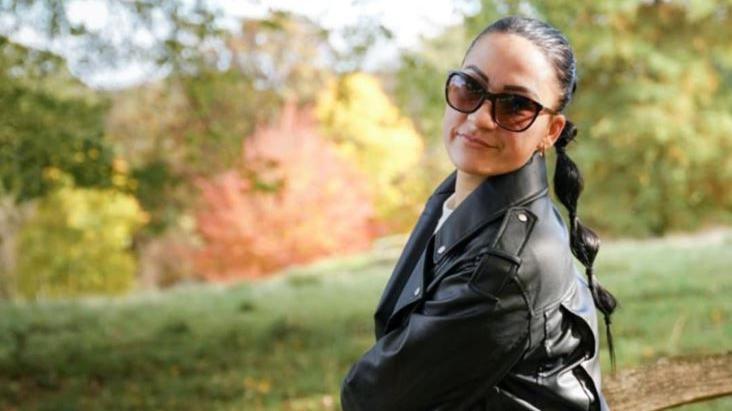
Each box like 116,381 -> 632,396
467,16 -> 619,372
555,121 -> 618,373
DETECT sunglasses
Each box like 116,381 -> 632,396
444,70 -> 559,132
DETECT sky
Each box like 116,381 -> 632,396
219,0 -> 473,72
221,0 -> 470,49
9,0 -> 474,89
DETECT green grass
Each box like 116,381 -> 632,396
1,231 -> 731,410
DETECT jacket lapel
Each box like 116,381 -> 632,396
372,172 -> 455,339
373,152 -> 549,339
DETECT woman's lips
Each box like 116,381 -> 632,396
457,133 -> 494,149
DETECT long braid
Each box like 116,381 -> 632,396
554,120 -> 618,373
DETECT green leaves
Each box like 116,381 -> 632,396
0,41 -> 113,201
394,0 -> 732,236
16,176 -> 146,299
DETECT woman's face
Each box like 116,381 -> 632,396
442,33 -> 566,177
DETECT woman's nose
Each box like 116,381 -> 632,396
467,99 -> 499,130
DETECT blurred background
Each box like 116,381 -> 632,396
0,0 -> 730,410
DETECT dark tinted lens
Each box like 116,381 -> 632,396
446,73 -> 483,113
494,94 -> 541,131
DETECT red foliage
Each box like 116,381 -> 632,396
193,103 -> 377,281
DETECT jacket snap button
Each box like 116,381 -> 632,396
517,213 -> 528,222
413,287 -> 420,296
437,245 -> 446,254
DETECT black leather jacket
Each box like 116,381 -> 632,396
341,152 -> 610,411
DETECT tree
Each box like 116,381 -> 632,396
16,171 -> 146,299
526,0 -> 732,235
194,103 -> 376,281
315,72 -> 429,233
0,36 -> 113,202
104,11 -> 336,236
392,0 -> 732,235
0,36 -> 116,297
0,0 -> 226,82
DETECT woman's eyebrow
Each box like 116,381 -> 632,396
501,84 -> 541,101
464,64 -> 541,100
465,65 -> 490,84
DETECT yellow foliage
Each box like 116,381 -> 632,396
17,175 -> 147,299
315,73 -> 426,231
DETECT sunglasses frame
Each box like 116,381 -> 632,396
444,70 -> 560,132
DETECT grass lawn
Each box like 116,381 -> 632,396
1,229 -> 731,410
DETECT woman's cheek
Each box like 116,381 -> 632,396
441,121 -> 451,147
442,109 -> 462,142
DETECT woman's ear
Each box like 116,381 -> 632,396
544,114 -> 566,148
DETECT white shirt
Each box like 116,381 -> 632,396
433,192 -> 457,234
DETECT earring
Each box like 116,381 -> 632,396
538,145 -> 546,157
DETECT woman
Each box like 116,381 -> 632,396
340,15 -> 618,411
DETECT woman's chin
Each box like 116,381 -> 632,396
448,153 -> 496,177
453,162 -> 496,178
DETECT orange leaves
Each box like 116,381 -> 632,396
193,103 -> 376,281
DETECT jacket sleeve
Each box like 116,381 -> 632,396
340,252 -> 531,411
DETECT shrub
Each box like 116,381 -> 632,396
17,174 -> 146,298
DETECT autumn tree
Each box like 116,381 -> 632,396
0,37 -> 118,297
194,103 -> 376,281
16,172 -> 146,299
315,72 -> 430,233
393,0 -> 732,235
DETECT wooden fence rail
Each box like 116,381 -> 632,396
605,352 -> 732,410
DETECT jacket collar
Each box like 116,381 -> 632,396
431,151 -> 549,265
373,151 -> 549,337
